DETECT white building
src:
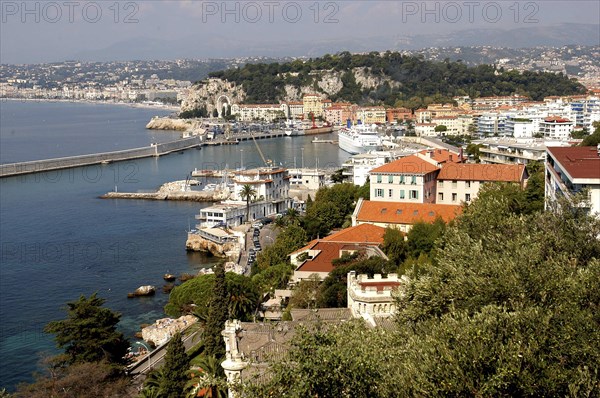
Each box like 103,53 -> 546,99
347,271 -> 405,326
230,103 -> 288,122
475,137 -> 570,165
287,168 -> 327,190
540,117 -> 574,141
545,146 -> 600,219
341,152 -> 396,186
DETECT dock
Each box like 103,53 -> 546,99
0,136 -> 203,178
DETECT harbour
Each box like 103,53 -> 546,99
0,101 -> 349,390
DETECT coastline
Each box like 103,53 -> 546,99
0,97 -> 181,112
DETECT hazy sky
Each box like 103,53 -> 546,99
1,1 -> 599,63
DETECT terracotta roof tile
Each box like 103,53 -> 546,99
370,155 -> 439,174
547,146 -> 600,180
356,201 -> 462,224
418,149 -> 462,164
321,223 -> 386,243
437,163 -> 526,182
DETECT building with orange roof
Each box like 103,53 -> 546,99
290,223 -> 387,283
416,148 -> 463,165
369,155 -> 440,203
435,163 -> 527,205
352,198 -> 462,232
545,146 -> 600,218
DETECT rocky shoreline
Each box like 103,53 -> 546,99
100,180 -> 225,202
146,116 -> 206,134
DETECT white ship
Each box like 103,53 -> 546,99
284,120 -> 304,136
337,123 -> 382,154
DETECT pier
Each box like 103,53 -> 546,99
0,130 -> 307,178
0,136 -> 203,178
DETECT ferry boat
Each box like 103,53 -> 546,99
338,121 -> 382,154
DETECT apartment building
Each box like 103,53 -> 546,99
540,117 -> 574,140
545,146 -> 600,218
435,163 -> 527,205
369,155 -> 440,203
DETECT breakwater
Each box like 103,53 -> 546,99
0,136 -> 202,178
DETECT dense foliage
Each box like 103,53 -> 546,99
209,51 -> 585,106
13,361 -> 130,398
44,293 -> 129,366
581,121 -> 600,146
202,263 -> 229,359
161,332 -> 190,398
242,184 -> 600,397
164,272 -> 259,321
302,182 -> 367,239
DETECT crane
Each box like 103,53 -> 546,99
251,133 -> 273,167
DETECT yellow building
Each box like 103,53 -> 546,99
357,106 -> 386,124
303,94 -> 324,118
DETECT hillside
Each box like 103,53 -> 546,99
207,51 -> 586,109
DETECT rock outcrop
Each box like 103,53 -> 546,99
180,78 -> 245,115
185,233 -> 239,257
141,315 -> 197,346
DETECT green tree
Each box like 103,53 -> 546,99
434,124 -> 447,132
240,184 -> 256,223
44,293 -> 129,366
242,321 -> 394,397
161,332 -> 191,398
289,274 -> 322,309
406,218 -> 446,259
381,227 -> 407,266
581,121 -> 600,146
202,263 -> 228,359
330,169 -> 347,183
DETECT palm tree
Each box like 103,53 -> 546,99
286,208 -> 300,225
239,184 -> 256,223
186,356 -> 227,398
139,368 -> 167,397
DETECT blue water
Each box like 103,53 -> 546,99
0,101 -> 349,390
0,100 -> 180,164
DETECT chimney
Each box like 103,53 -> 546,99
427,150 -> 433,158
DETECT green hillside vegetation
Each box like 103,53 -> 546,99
208,51 -> 585,108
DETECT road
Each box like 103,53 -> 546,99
128,328 -> 201,377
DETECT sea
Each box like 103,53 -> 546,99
0,100 -> 349,391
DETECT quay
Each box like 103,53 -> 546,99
0,130 -> 294,178
0,136 -> 203,178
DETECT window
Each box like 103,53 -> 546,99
452,193 -> 457,202
400,190 -> 405,199
388,175 -> 394,183
388,189 -> 393,198
452,180 -> 457,188
465,193 -> 471,202
400,175 -> 405,184
438,180 -> 444,187
375,188 -> 384,197
409,190 -> 418,199
411,176 -> 417,185
376,175 -> 382,183
466,181 -> 471,188
438,192 -> 444,201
